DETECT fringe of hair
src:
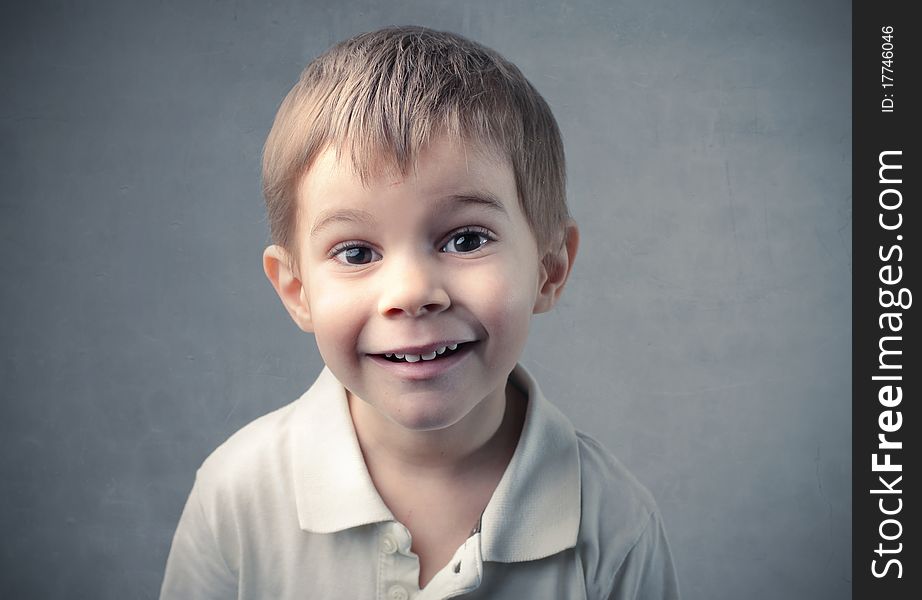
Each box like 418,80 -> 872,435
262,25 -> 568,253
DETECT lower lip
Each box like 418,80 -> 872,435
367,343 -> 475,380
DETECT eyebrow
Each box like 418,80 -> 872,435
309,208 -> 377,238
308,191 -> 508,239
436,192 -> 508,216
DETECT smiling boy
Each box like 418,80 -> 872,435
161,26 -> 679,600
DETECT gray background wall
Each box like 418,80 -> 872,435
1,0 -> 851,598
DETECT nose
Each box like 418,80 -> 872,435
377,254 -> 450,318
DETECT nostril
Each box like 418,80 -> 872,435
378,280 -> 451,318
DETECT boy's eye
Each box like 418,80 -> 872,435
332,245 -> 381,265
441,230 -> 492,254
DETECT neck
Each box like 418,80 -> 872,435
348,380 -> 526,478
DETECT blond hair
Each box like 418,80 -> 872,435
262,25 -> 568,253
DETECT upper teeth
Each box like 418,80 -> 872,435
385,343 -> 460,362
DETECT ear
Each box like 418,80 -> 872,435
533,220 -> 579,314
263,245 -> 314,333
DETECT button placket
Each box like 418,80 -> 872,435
381,534 -> 398,555
419,532 -> 483,600
379,522 -> 419,600
386,584 -> 409,600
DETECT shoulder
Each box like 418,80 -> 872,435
575,431 -> 677,598
194,397 -> 304,508
575,430 -> 658,533
165,396 -> 309,582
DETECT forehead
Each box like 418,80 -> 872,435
296,136 -> 517,219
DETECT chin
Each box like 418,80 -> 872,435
385,398 -> 470,432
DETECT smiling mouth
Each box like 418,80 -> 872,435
379,342 -> 469,363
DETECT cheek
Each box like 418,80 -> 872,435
469,265 -> 538,338
308,282 -> 369,355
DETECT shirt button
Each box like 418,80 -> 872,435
381,535 -> 398,554
387,584 -> 409,600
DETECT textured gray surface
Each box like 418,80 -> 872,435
0,1 -> 850,598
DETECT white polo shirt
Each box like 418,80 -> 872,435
161,365 -> 679,599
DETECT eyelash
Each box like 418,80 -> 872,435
327,226 -> 496,266
328,241 -> 380,266
440,226 -> 495,254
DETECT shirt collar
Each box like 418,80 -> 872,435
290,367 -> 394,533
479,363 -> 581,562
290,364 -> 582,562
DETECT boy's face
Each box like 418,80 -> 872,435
265,136 -> 575,434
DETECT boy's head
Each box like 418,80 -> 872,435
261,26 -> 578,434
262,25 -> 570,257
